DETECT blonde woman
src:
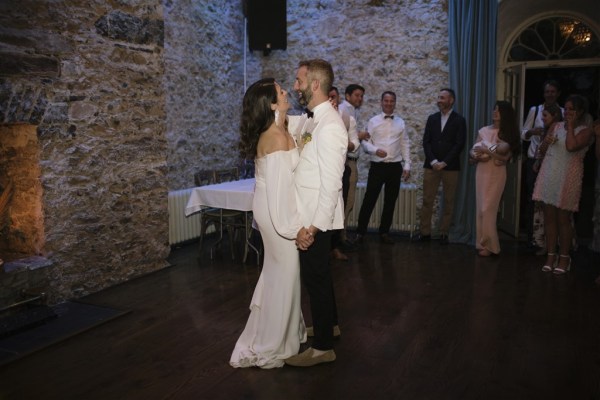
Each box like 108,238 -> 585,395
533,95 -> 593,274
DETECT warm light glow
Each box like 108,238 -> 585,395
560,18 -> 593,46
0,125 -> 45,259
572,24 -> 592,45
559,19 -> 575,37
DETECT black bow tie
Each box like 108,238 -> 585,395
304,109 -> 314,118
384,115 -> 394,119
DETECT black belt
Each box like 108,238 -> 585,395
372,161 -> 402,165
346,156 -> 358,161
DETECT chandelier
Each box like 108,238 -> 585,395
559,19 -> 575,37
559,18 -> 593,45
572,24 -> 592,45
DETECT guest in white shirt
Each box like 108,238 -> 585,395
337,84 -> 368,244
354,91 -> 411,245
328,86 -> 359,260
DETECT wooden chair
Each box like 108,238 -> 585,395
214,167 -> 239,183
193,169 -> 235,260
237,160 -> 261,264
213,167 -> 260,264
194,170 -> 216,187
239,159 -> 255,180
196,168 -> 246,260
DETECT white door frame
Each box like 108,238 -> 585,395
497,64 -> 526,237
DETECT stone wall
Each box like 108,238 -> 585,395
0,0 -> 169,303
165,0 -> 451,234
164,1 -> 246,191
166,0 -> 451,200
0,0 -> 451,302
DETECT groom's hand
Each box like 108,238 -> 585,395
295,227 -> 314,250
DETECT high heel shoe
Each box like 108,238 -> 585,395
553,254 -> 571,275
478,249 -> 492,257
541,253 -> 556,272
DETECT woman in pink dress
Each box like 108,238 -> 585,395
533,95 -> 593,274
470,101 -> 520,257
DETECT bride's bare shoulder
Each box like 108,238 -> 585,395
257,126 -> 288,157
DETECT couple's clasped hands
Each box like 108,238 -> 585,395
295,226 -> 315,250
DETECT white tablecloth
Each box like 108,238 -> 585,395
185,178 -> 256,216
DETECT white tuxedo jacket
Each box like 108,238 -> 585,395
288,101 -> 348,232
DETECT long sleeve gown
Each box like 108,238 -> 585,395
230,149 -> 306,369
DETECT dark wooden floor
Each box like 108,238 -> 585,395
1,233 -> 600,400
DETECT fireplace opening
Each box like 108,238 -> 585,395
0,124 -> 45,263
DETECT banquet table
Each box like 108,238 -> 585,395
185,178 -> 259,263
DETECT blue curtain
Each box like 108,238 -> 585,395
448,0 -> 498,244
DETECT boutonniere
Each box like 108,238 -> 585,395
302,131 -> 312,144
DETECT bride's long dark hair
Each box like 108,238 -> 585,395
239,78 -> 277,159
496,100 -> 521,157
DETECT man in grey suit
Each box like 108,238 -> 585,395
419,88 -> 466,244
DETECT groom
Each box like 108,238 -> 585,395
285,59 -> 348,367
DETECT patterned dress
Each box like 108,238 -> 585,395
533,124 -> 589,212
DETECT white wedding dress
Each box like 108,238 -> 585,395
229,149 -> 306,369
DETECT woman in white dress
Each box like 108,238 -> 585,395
230,78 -> 312,368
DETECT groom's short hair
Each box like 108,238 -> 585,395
299,59 -> 334,95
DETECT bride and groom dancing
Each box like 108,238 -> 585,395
229,59 -> 348,368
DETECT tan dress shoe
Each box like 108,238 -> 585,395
284,347 -> 336,367
333,325 -> 341,337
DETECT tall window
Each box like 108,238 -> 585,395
508,17 -> 600,62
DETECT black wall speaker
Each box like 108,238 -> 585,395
246,0 -> 287,54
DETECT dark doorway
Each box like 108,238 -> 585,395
519,66 -> 599,243
523,66 -> 599,117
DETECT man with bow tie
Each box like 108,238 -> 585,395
284,59 -> 347,367
354,91 -> 411,245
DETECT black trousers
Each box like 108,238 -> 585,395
357,162 -> 403,235
300,229 -> 336,350
332,165 -> 351,249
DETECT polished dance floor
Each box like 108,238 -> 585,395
1,234 -> 599,399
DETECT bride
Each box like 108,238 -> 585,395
230,78 -> 312,368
